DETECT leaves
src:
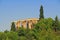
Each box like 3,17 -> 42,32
11,22 -> 16,31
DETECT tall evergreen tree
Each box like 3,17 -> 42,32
53,16 -> 59,32
55,16 -> 59,24
11,22 -> 16,31
39,5 -> 44,20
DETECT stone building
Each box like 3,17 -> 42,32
14,18 -> 39,29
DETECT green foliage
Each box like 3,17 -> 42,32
17,27 -> 26,36
26,30 -> 38,40
4,30 -> 9,33
35,18 -> 54,31
0,32 -> 7,40
11,22 -> 16,31
6,31 -> 18,40
18,36 -> 27,40
52,16 -> 60,31
39,5 -> 44,20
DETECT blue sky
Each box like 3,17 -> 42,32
0,0 -> 60,31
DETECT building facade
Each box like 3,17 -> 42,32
14,18 -> 39,29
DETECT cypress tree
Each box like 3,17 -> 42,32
11,22 -> 16,31
54,16 -> 59,32
55,16 -> 59,24
39,5 -> 44,20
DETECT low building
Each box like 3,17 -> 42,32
14,18 -> 39,29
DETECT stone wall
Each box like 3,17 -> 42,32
14,18 -> 39,29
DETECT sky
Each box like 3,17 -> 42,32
0,0 -> 60,31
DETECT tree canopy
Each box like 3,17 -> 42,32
39,5 -> 44,20
11,22 -> 16,31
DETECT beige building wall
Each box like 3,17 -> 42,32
27,20 -> 32,29
15,21 -> 20,29
21,20 -> 27,29
14,18 -> 39,29
32,20 -> 38,24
